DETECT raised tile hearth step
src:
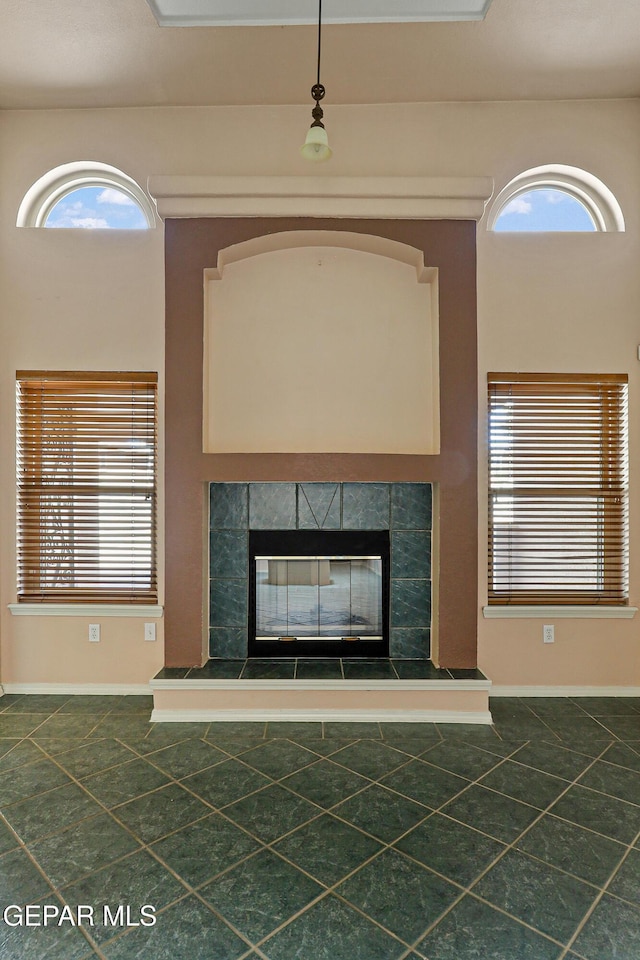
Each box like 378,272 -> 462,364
150,659 -> 492,725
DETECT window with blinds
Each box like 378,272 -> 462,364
488,373 -> 628,605
17,372 -> 157,603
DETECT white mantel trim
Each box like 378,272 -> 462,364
148,175 -> 494,221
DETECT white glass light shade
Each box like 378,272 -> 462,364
301,124 -> 332,162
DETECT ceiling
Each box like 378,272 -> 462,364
1,0 -> 639,110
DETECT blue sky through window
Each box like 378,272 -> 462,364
45,185 -> 148,229
493,187 -> 596,232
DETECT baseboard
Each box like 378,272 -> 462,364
491,685 -> 640,698
1,683 -> 152,696
150,708 -> 494,724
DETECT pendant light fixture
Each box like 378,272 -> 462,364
300,0 -> 332,162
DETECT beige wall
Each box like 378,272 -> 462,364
1,99 -> 639,687
204,243 -> 438,455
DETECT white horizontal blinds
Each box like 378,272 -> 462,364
488,373 -> 628,605
17,372 -> 158,603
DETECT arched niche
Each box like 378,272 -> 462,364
203,231 -> 439,455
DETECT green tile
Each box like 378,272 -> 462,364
3,695 -> 70,714
201,849 -> 323,942
150,813 -> 260,888
0,847 -> 53,904
441,784 -> 540,843
573,698 -> 640,717
224,784 -> 320,843
146,739 -> 227,779
417,894 -> 562,960
420,740 -> 504,779
337,848 -> 459,942
323,722 -> 381,740
601,742 -> 640,773
0,758 -> 71,807
111,783 -> 211,844
608,847 -> 640,905
475,849 -> 598,943
334,784 -> 429,843
0,919 -> 92,960
182,759 -> 271,809
395,813 -> 505,886
3,782 -> 104,844
143,723 -> 211,747
516,814 -> 626,887
88,717 -> 153,740
261,893 -> 405,960
31,715 -> 101,739
207,722 -> 266,740
81,758 -> 171,808
57,695 -> 123,714
264,721 -> 324,739
330,741 -> 410,780
239,740 -> 318,779
479,759 -> 569,809
294,660 -> 343,680
572,894 -> 640,960
510,741 -> 595,780
0,715 -> 50,738
102,895 -> 251,959
62,854 -> 187,946
380,759 -> 468,809
590,715 -> 640,740
281,759 -> 370,808
380,720 -> 441,739
577,758 -> 640,805
0,819 -> 19,856
28,812 -> 140,887
551,784 -> 640,844
55,739 -> 138,779
0,741 -> 44,773
273,814 -> 382,885
110,695 -> 154,715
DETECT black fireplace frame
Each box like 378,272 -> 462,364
248,529 -> 390,659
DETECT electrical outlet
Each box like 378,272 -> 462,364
88,623 -> 100,643
144,622 -> 156,642
543,624 -> 555,644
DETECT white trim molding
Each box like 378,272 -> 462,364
150,708 -> 493,723
1,683 -> 152,695
147,175 -> 494,221
483,606 -> 637,619
491,685 -> 640,698
9,604 -> 163,618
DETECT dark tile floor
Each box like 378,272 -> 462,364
0,694 -> 639,959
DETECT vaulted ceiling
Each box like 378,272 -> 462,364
1,0 -> 638,110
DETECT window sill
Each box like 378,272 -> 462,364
483,605 -> 637,619
8,604 -> 163,618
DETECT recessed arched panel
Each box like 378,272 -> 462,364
203,235 -> 439,455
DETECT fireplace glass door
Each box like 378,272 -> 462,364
249,530 -> 389,657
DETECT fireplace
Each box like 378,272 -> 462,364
209,481 -> 432,661
248,529 -> 390,658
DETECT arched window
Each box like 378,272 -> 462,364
17,162 -> 156,229
488,165 -> 625,233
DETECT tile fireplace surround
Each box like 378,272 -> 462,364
209,482 -> 432,661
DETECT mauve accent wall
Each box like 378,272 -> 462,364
164,218 -> 478,668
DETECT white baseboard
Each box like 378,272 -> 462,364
491,685 -> 640,698
1,683 -> 152,696
150,708 -> 494,724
